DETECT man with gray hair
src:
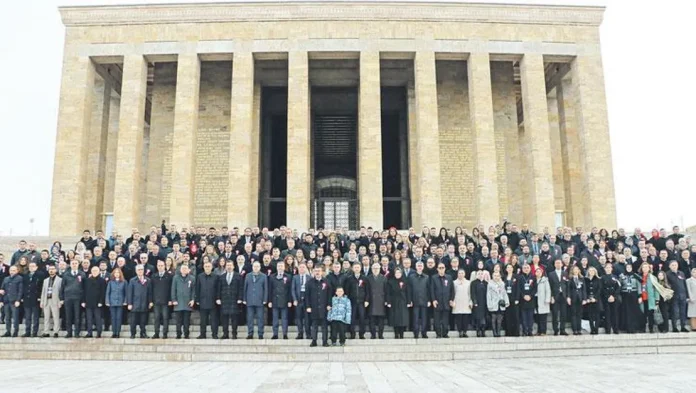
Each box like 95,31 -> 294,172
243,261 -> 267,339
127,264 -> 153,339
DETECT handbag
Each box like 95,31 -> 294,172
654,307 -> 664,326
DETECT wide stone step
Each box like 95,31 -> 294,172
0,333 -> 694,362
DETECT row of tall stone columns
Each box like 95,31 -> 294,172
50,50 -> 616,236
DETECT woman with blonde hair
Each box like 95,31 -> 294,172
486,271 -> 509,337
585,266 -> 602,334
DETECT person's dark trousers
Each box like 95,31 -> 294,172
504,304 -> 520,336
24,305 -> 40,336
295,300 -> 311,338
455,314 -> 470,334
129,311 -> 147,337
153,304 -> 170,337
520,309 -> 534,335
110,306 -> 123,336
658,300 -> 670,332
426,307 -> 434,332
350,303 -> 367,337
246,306 -> 265,337
433,310 -> 448,337
311,318 -> 328,343
331,321 -> 346,344
122,305 -> 129,325
587,303 -> 599,334
272,307 -> 289,337
102,304 -> 111,331
671,298 -> 688,330
370,316 -> 385,338
176,310 -> 191,338
551,300 -> 567,334
59,305 -> 66,331
199,308 -> 219,338
4,304 -> 19,335
64,299 -> 81,336
448,312 -> 456,332
602,300 -> 619,334
641,302 -> 655,332
569,302 -> 582,333
221,313 -> 238,337
537,313 -> 548,334
85,307 -> 103,336
412,306 -> 428,336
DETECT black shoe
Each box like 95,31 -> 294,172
350,333 -> 356,339
481,331 -> 486,337
258,335 -> 263,340
340,342 -> 345,346
64,333 -> 72,338
613,331 -> 619,335
212,335 -> 218,339
442,334 -> 449,338
152,334 -> 160,339
130,335 -> 136,339
283,335 -> 288,340
673,328 -> 679,333
378,334 -> 384,340
271,335 -> 278,340
371,335 -> 376,340
197,335 -> 206,339
310,340 -> 317,347
560,331 -> 569,336
184,334 -> 190,339
296,334 -> 304,340
1,332 -> 10,338
462,333 -> 468,338
322,341 -> 330,347
246,335 -> 253,340
421,333 -> 428,339
162,334 -> 168,339
176,335 -> 182,339
232,334 -> 237,340
96,334 -> 102,338
32,333 -> 38,338
140,334 -> 148,339
42,334 -> 50,338
84,334 -> 93,338
21,333 -> 29,338
11,332 -> 17,338
53,333 -> 59,338
359,334 -> 365,339
681,328 -> 690,333
221,334 -> 229,339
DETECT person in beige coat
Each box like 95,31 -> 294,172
686,268 -> 696,329
39,265 -> 62,337
535,268 -> 551,335
452,270 -> 472,337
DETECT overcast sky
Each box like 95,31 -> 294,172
0,0 -> 693,236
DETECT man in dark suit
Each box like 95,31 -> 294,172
291,263 -> 312,340
306,266 -> 331,347
344,262 -> 370,339
22,262 -> 44,337
196,261 -> 220,339
547,259 -> 568,336
84,266 -> 106,338
0,265 -> 23,337
217,259 -> 243,339
151,260 -> 173,339
59,260 -> 86,338
127,265 -> 153,339
408,261 -> 431,339
430,262 -> 455,338
667,260 -> 689,332
268,261 -> 293,339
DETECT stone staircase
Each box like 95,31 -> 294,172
0,324 -> 694,362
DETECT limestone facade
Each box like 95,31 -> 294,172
49,1 -> 617,236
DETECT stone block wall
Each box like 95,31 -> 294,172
436,60 -> 474,229
193,61 -> 231,227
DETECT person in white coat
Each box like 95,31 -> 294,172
535,268 -> 551,336
452,270 -> 472,337
686,268 -> 696,330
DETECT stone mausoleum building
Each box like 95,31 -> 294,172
50,1 -> 617,237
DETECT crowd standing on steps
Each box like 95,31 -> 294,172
2,222 -> 696,347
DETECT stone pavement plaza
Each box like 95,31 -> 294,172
5,354 -> 694,393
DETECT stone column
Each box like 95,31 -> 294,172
84,77 -> 112,232
468,52 -> 500,226
413,51 -> 442,228
519,53 -> 555,231
50,56 -> 96,236
557,79 -> 585,229
571,55 -> 617,229
358,51 -> 384,229
113,55 -> 148,233
547,92 -> 566,217
227,52 -> 256,227
169,54 -> 201,228
286,51 -> 311,230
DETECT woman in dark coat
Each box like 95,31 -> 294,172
367,264 -> 388,339
470,270 -> 489,337
584,266 -> 603,335
567,265 -> 587,335
386,268 -> 410,339
519,263 -> 538,337
503,263 -> 521,337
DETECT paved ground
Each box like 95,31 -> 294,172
2,354 -> 693,392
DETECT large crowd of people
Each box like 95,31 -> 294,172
2,222 -> 696,347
